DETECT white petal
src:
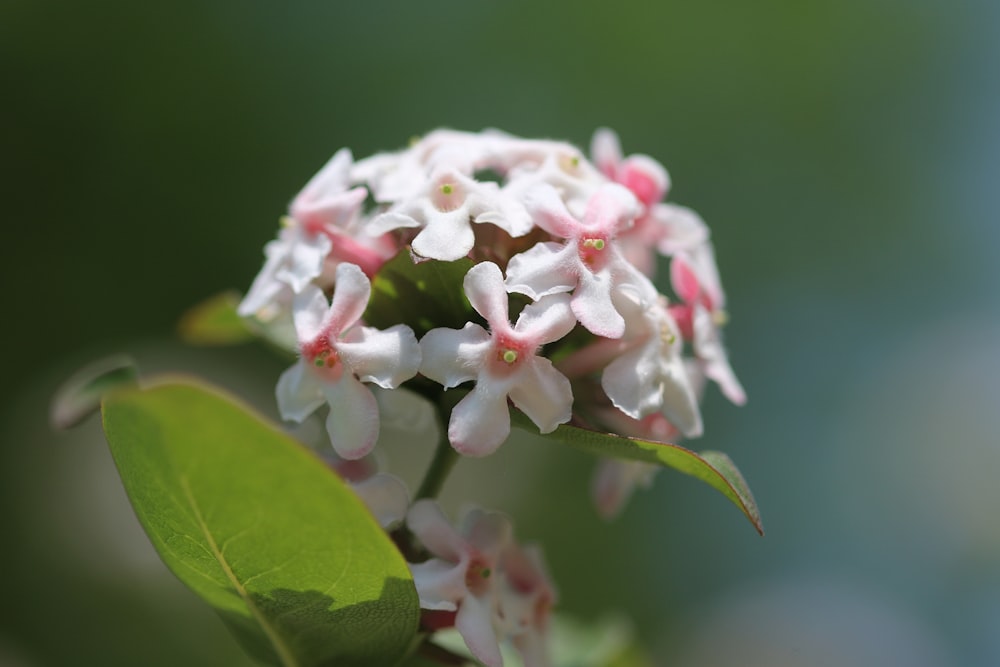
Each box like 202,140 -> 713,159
448,379 -> 515,457
293,148 -> 352,205
572,267 -> 625,339
657,353 -> 704,438
292,285 -> 332,342
367,210 -> 422,236
505,242 -> 577,300
464,510 -> 513,556
238,239 -> 293,318
411,207 -> 476,261
350,473 -> 410,529
336,324 -> 421,388
408,499 -> 465,562
325,262 -> 371,333
275,361 -> 325,422
321,374 -> 379,459
463,262 -> 510,329
420,324 -> 491,389
409,559 -> 464,611
693,306 -> 746,406
456,594 -> 503,667
590,127 -> 623,178
513,294 -> 576,345
652,203 -> 709,256
522,184 -> 579,239
274,230 -> 332,294
507,359 -> 572,434
602,344 -> 663,420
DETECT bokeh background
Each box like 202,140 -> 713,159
3,1 -> 999,665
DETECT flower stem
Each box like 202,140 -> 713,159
415,426 -> 459,501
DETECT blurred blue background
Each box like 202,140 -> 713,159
3,1 -> 999,665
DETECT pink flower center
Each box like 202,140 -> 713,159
577,233 -> 610,271
431,179 -> 465,212
464,555 -> 493,596
301,337 -> 345,379
489,331 -> 530,376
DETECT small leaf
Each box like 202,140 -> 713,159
101,378 -> 420,666
513,413 -> 763,535
178,291 -> 255,345
364,251 -> 476,339
50,355 -> 139,430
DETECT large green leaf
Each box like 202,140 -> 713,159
512,413 -> 764,535
101,379 -> 420,667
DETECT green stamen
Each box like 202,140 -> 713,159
440,183 -> 454,195
502,349 -> 518,364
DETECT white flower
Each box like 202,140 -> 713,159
369,167 -> 533,261
505,183 -> 643,339
238,149 -> 389,323
276,263 -> 421,459
408,501 -> 513,667
420,261 -> 576,456
600,279 -> 703,438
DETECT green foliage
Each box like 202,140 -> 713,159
101,379 -> 420,667
512,412 -> 764,535
364,251 -> 477,339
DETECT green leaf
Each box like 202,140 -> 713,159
178,291 -> 255,345
512,413 -> 764,535
101,378 -> 420,667
364,251 -> 476,339
50,355 -> 139,430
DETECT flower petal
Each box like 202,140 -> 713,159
420,324 -> 491,389
513,294 -> 576,345
325,262 -> 371,334
275,360 -> 325,422
321,373 -> 379,459
693,305 -> 747,406
572,267 -> 625,339
275,231 -> 333,294
409,559 -> 464,611
507,359 -> 572,434
408,499 -> 465,562
411,207 -> 477,261
336,324 -> 421,389
505,242 -> 577,301
456,593 -> 503,667
292,285 -> 332,342
590,127 -> 622,179
448,379 -> 515,457
463,262 -> 510,330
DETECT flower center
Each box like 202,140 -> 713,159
490,332 -> 528,376
577,233 -> 610,271
431,178 -> 465,212
302,337 -> 344,378
465,556 -> 493,596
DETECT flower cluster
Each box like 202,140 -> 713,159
239,128 -> 746,665
240,128 -> 743,460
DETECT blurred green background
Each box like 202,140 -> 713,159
4,1 -> 999,665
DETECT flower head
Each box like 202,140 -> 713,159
420,261 -> 576,456
276,263 -> 421,459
